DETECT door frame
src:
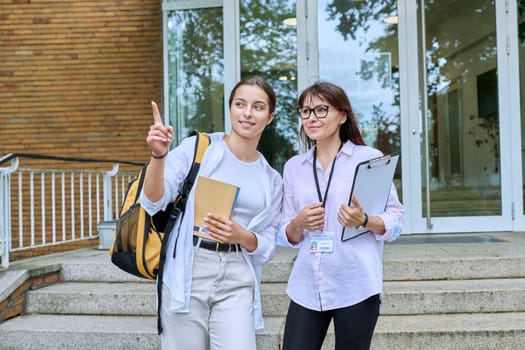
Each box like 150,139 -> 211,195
506,0 -> 525,231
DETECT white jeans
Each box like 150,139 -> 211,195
160,246 -> 256,350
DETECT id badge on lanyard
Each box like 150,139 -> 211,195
309,144 -> 341,254
309,233 -> 334,253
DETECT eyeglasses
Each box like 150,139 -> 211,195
296,105 -> 330,119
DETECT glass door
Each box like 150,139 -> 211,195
409,0 -> 514,233
163,0 -> 298,172
306,0 -> 518,233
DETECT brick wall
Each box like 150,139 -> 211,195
0,0 -> 163,260
0,0 -> 162,162
0,269 -> 61,322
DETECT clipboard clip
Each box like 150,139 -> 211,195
367,155 -> 395,169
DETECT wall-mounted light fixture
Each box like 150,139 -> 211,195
384,16 -> 398,24
283,17 -> 297,26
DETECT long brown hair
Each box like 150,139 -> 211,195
297,81 -> 366,150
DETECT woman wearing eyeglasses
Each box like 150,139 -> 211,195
279,81 -> 404,350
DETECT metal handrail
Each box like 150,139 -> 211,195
0,153 -> 144,167
0,154 -> 144,268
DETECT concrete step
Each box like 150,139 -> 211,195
383,278 -> 525,315
58,249 -> 150,283
383,236 -> 525,281
54,247 -> 296,283
2,312 -> 524,350
372,312 -> 525,350
25,282 -> 284,317
25,278 -> 525,317
55,245 -> 525,283
0,315 -> 159,350
264,278 -> 525,316
0,314 -> 282,350
25,282 -> 157,316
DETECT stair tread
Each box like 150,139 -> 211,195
384,278 -> 525,291
48,244 -> 525,283
29,281 -> 156,294
3,313 -> 525,333
0,314 -> 157,333
376,312 -> 525,333
28,278 -> 525,295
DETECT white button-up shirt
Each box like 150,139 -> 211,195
278,141 -> 404,311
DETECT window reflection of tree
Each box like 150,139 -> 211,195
240,1 -> 299,173
421,1 -> 498,180
168,3 -> 299,173
324,0 -> 401,159
168,9 -> 224,142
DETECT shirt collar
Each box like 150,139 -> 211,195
301,140 -> 356,165
340,140 -> 356,156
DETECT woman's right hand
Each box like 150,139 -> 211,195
286,203 -> 324,243
147,101 -> 173,157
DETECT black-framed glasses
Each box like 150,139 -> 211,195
297,105 -> 330,119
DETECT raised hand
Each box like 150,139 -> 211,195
146,101 -> 174,158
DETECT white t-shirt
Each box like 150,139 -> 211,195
209,138 -> 266,227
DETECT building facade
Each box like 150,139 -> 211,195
1,0 -> 524,240
0,0 -> 164,260
162,0 -> 525,235
0,0 -> 163,171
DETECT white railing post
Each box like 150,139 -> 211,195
0,156 -> 19,268
103,164 -> 119,222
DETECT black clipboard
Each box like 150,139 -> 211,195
341,154 -> 399,242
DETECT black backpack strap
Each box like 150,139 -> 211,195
156,130 -> 210,335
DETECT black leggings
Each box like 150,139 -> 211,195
282,294 -> 380,350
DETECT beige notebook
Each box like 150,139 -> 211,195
193,176 -> 240,241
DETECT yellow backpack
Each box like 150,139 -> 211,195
109,131 -> 210,280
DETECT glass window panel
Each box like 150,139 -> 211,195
239,0 -> 298,173
419,0 -> 500,217
167,8 -> 224,144
317,0 -> 402,197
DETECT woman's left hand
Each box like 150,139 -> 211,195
337,195 -> 366,227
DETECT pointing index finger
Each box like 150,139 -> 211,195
151,101 -> 163,126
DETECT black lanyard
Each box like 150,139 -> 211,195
312,143 -> 343,208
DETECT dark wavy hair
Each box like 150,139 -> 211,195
297,81 -> 366,150
228,76 -> 276,113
